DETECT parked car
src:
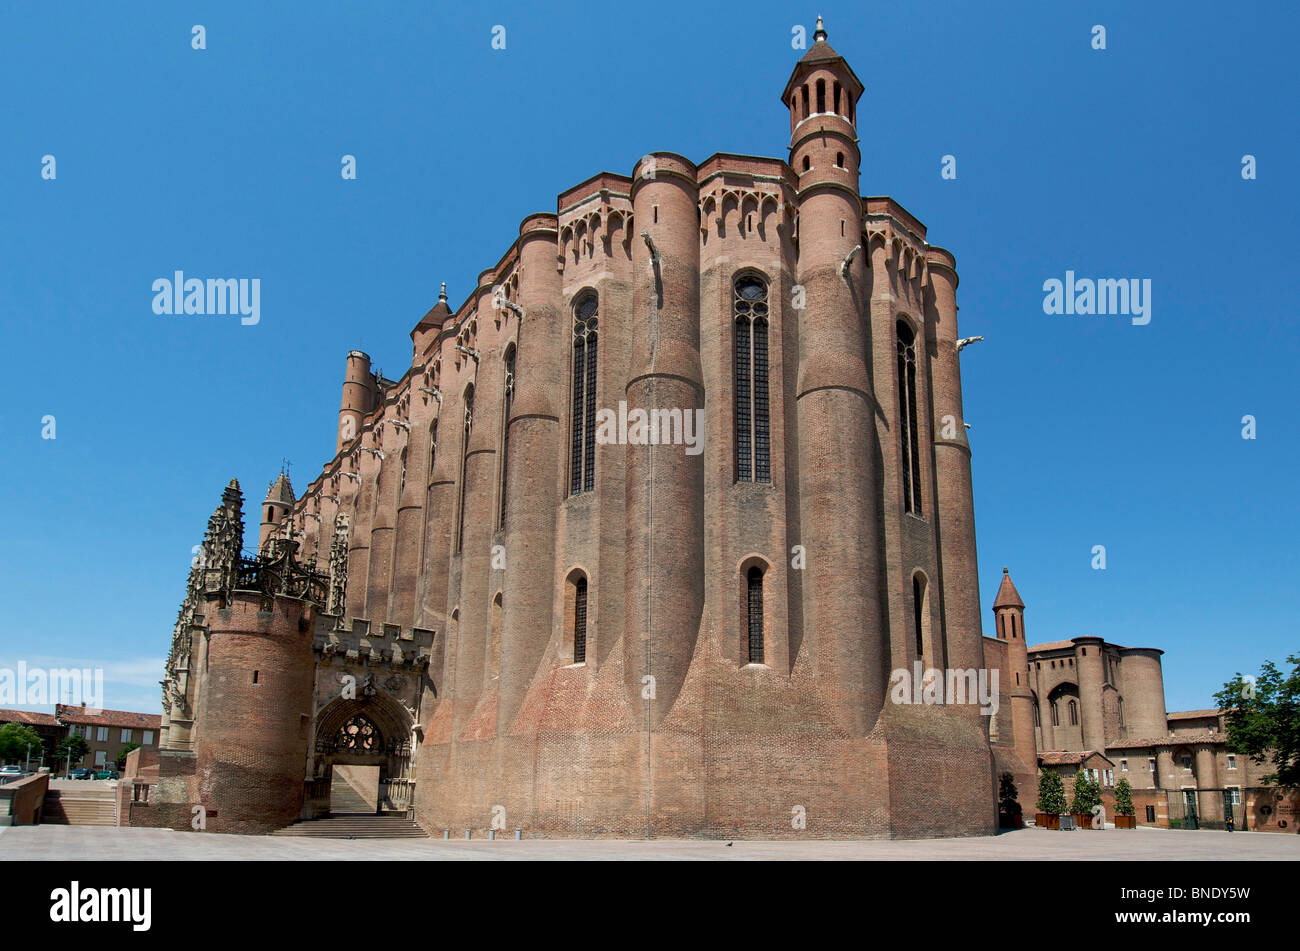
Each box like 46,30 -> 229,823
94,769 -> 120,780
68,767 -> 95,780
0,765 -> 24,783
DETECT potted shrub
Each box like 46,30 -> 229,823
1113,777 -> 1136,828
1070,768 -> 1103,828
1034,769 -> 1066,829
997,772 -> 1023,829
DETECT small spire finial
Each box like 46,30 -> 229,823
814,15 -> 827,42
1003,566 -> 1009,574
438,281 -> 448,303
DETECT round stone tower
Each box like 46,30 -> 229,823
993,568 -> 1039,795
258,470 -> 295,552
786,19 -> 885,734
193,591 -> 318,834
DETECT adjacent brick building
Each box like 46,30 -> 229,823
983,568 -> 1287,830
0,709 -> 60,764
1,706 -> 161,772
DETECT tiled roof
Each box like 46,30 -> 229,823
54,704 -> 161,729
993,568 -> 1024,609
1107,732 -> 1223,749
0,708 -> 59,727
1038,750 -> 1113,767
1168,709 -> 1221,720
1027,640 -> 1076,653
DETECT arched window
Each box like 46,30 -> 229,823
1118,696 -> 1125,726
912,573 -> 926,657
570,294 -> 598,495
1011,614 -> 1017,639
489,593 -> 502,679
734,276 -> 770,483
1033,702 -> 1041,727
801,85 -> 809,120
428,419 -> 438,475
456,383 -> 474,552
896,320 -> 923,515
1068,700 -> 1078,726
499,346 -> 515,529
398,447 -> 408,495
833,82 -> 841,115
573,576 -> 588,664
1050,700 -> 1059,727
816,79 -> 825,113
801,155 -> 811,172
746,566 -> 764,664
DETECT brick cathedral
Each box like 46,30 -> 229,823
136,21 -> 1264,838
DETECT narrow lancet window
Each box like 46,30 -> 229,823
897,321 -> 923,515
734,277 -> 770,483
570,295 -> 598,494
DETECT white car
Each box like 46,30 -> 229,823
0,765 -> 24,782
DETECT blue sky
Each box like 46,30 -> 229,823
1,1 -> 1295,715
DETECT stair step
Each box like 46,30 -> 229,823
272,815 -> 428,839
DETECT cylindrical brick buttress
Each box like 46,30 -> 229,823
624,154 -> 705,727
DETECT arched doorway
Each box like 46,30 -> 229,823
308,683 -> 415,818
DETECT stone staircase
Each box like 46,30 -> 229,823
270,814 -> 428,839
329,774 -> 374,815
43,786 -> 118,826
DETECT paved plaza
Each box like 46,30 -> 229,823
2,824 -> 1297,861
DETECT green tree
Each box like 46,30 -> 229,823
997,772 -> 1022,827
1215,653 -> 1300,787
0,723 -> 45,765
116,742 -> 141,769
1035,769 -> 1066,814
1114,777 -> 1135,816
55,731 -> 89,769
1069,768 -> 1101,815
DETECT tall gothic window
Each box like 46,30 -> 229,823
734,276 -> 770,483
499,346 -> 515,529
456,384 -> 474,552
428,419 -> 438,476
398,447 -> 407,495
912,574 -> 926,657
573,576 -> 588,664
570,294 -> 598,495
1069,700 -> 1079,726
746,566 -> 764,664
1051,700 -> 1059,727
896,320 -> 923,515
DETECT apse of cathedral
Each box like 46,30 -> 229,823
147,20 -> 1023,838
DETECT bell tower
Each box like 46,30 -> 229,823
784,16 -> 863,194
994,568 -> 1039,798
786,18 -> 885,734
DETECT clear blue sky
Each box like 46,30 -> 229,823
1,1 -> 1295,715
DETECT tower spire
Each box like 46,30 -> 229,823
814,14 -> 827,43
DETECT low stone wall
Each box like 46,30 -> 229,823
0,772 -> 51,825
